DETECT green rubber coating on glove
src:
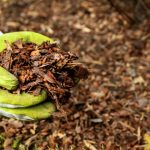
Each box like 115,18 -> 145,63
0,31 -> 55,52
0,67 -> 18,90
0,102 -> 55,120
0,89 -> 47,107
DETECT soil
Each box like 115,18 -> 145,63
0,0 -> 150,149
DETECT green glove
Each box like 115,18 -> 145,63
0,102 -> 55,121
0,66 -> 48,108
0,31 -> 54,52
0,66 -> 18,90
0,31 -> 55,108
0,31 -> 56,120
0,89 -> 47,108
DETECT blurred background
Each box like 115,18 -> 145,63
0,0 -> 150,149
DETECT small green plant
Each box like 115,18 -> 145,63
101,144 -> 105,150
0,134 -> 5,149
48,144 -> 73,150
12,137 -> 21,149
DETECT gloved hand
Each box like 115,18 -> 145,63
0,31 -> 54,52
0,102 -> 55,121
0,31 -> 55,108
0,31 -> 56,120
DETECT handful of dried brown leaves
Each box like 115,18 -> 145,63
0,40 -> 88,103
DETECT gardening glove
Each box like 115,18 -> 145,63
0,31 -> 55,108
0,102 -> 55,121
0,31 -> 56,120
0,31 -> 54,52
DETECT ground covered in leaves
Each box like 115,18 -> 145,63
0,0 -> 150,149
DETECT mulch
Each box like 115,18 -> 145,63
0,41 -> 88,107
0,0 -> 150,149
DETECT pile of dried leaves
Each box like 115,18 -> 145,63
0,40 -> 88,103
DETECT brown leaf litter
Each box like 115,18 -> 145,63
0,0 -> 150,149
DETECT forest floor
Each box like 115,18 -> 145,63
0,0 -> 150,149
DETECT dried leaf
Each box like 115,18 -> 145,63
84,140 -> 97,150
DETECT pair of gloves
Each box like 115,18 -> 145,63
0,31 -> 56,121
